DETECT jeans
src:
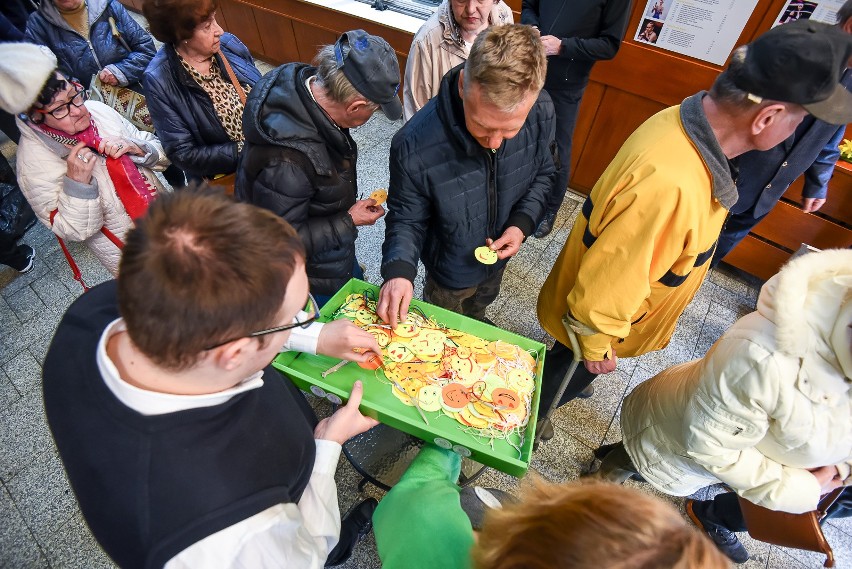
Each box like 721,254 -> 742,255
711,209 -> 769,267
544,87 -> 585,215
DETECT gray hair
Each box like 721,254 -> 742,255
709,46 -> 759,111
312,44 -> 363,105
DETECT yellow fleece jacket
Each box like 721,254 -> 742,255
538,100 -> 730,361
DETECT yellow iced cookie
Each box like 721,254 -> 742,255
474,246 -> 498,265
369,188 -> 388,205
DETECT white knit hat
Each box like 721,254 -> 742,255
0,43 -> 58,114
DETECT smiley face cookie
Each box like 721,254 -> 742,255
369,188 -> 388,205
474,246 -> 498,265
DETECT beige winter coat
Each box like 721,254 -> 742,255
621,249 -> 852,514
402,0 -> 513,121
16,101 -> 169,275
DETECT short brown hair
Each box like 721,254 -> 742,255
143,0 -> 219,45
472,479 -> 729,569
117,187 -> 305,371
464,24 -> 546,111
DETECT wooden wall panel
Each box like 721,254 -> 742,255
569,81 -> 605,180
291,20 -> 341,63
782,165 -> 852,224
253,10 -> 302,65
572,89 -> 664,191
752,201 -> 852,250
218,0 -> 265,57
722,234 -> 790,281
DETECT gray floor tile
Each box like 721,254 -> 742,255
2,350 -> 41,396
0,370 -> 20,411
5,449 -> 79,544
39,512 -> 115,569
776,521 -> 852,568
4,286 -> 46,324
29,271 -> 76,315
767,547 -> 807,568
0,483 -> 48,568
0,394 -> 55,483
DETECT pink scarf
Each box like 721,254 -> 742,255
39,121 -> 156,220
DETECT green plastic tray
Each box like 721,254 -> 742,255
273,279 -> 544,477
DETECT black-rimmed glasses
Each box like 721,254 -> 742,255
35,85 -> 87,120
204,293 -> 320,350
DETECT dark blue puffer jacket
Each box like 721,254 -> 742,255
25,0 -> 155,90
381,64 -> 556,290
143,33 -> 261,180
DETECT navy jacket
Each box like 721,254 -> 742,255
237,64 -> 359,296
521,0 -> 631,91
26,0 -> 155,89
732,69 -> 852,218
143,33 -> 261,180
382,64 -> 556,289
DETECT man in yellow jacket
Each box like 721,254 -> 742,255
535,20 -> 852,430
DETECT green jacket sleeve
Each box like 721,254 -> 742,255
373,445 -> 475,569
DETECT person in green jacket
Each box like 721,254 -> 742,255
374,444 -> 728,569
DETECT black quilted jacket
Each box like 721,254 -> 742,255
235,63 -> 358,296
381,64 -> 556,289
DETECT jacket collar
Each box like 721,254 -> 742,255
39,0 -> 109,32
679,92 -> 738,209
242,63 -> 353,177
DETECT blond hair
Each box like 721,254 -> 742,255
472,479 -> 729,569
464,24 -> 546,111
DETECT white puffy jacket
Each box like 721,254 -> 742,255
16,101 -> 169,275
621,249 -> 852,514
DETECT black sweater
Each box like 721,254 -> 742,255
521,0 -> 631,90
43,281 -> 318,569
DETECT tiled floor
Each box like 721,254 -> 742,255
2,69 -> 850,569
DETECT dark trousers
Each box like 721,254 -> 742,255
0,110 -> 20,144
711,209 -> 769,267
700,488 -> 852,533
538,340 -> 598,411
544,87 -> 585,215
423,267 -> 505,321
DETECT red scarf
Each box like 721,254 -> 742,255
39,121 -> 156,220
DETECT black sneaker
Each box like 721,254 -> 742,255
325,498 -> 379,567
577,385 -> 594,399
686,499 -> 749,564
538,418 -> 554,441
534,210 -> 558,238
11,245 -> 35,274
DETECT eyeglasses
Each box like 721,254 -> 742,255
204,293 -> 320,350
35,85 -> 87,120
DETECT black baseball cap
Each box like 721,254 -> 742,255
334,30 -> 402,121
732,20 -> 852,124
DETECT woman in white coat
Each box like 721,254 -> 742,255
597,248 -> 852,564
16,67 -> 169,276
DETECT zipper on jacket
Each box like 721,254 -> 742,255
486,148 -> 497,237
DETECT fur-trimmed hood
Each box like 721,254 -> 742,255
757,249 -> 852,379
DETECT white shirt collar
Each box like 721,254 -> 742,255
96,319 -> 265,416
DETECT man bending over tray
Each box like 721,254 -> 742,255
378,23 -> 557,327
42,188 -> 383,568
